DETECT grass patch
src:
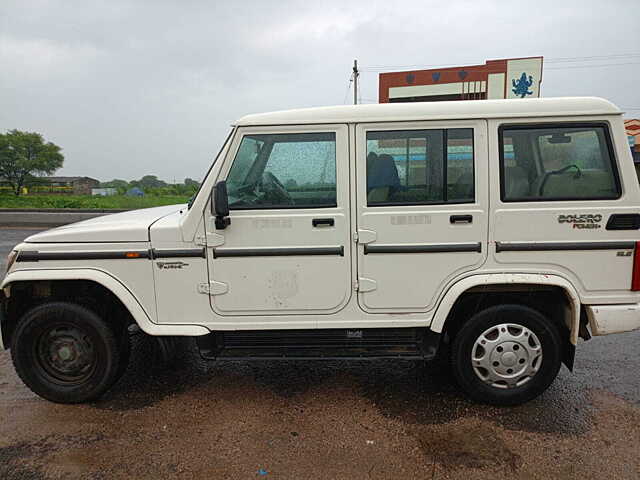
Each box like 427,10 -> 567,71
0,195 -> 189,210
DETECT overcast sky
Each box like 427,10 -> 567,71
1,0 -> 639,182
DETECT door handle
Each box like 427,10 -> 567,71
312,218 -> 335,227
450,215 -> 473,224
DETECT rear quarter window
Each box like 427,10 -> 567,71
499,123 -> 621,202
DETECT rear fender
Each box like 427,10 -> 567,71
430,273 -> 582,345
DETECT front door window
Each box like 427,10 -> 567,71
227,132 -> 337,209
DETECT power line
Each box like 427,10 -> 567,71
342,73 -> 353,105
358,62 -> 640,75
360,52 -> 640,72
546,61 -> 640,70
545,53 -> 640,63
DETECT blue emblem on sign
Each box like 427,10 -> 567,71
432,72 -> 441,82
458,70 -> 468,80
406,74 -> 415,84
512,72 -> 534,98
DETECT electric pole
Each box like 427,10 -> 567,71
353,59 -> 359,105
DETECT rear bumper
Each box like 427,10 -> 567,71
586,304 -> 640,336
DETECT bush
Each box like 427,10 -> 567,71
0,194 -> 190,210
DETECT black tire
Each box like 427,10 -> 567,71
108,327 -> 131,388
451,304 -> 563,406
10,302 -> 121,404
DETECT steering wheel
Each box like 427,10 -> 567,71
538,164 -> 582,196
260,171 -> 294,205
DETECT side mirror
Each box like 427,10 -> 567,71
212,181 -> 231,229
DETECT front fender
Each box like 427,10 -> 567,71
430,273 -> 582,344
1,268 -> 209,339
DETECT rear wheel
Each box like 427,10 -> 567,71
11,302 -> 121,404
451,304 -> 563,406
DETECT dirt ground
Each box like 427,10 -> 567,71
1,228 -> 639,479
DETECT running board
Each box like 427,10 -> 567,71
196,327 -> 439,361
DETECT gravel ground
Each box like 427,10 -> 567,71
1,228 -> 639,479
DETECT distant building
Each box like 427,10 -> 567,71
625,119 -> 640,179
0,175 -> 99,195
92,188 -> 117,196
43,176 -> 100,195
625,119 -> 640,161
379,57 -> 543,103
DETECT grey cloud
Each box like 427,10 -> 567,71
1,0 -> 638,181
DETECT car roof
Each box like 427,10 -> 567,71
234,97 -> 621,127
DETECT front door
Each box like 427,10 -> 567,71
205,125 -> 352,318
355,120 -> 488,312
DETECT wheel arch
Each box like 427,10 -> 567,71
430,273 -> 581,346
1,269 -> 209,349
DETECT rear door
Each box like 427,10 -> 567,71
355,120 -> 488,312
205,125 -> 352,319
490,118 -> 640,300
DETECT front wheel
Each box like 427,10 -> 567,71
11,302 -> 121,404
451,304 -> 563,406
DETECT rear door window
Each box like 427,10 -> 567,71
365,128 -> 474,205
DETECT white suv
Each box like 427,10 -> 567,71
3,97 -> 640,405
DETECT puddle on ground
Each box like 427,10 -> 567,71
93,333 -> 594,436
414,420 -> 522,471
359,359 -> 593,435
0,434 -> 104,480
0,441 -> 47,480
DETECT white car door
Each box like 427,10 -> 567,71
205,124 -> 352,319
355,120 -> 489,312
489,118 -> 640,301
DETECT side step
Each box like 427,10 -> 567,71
196,328 -> 440,361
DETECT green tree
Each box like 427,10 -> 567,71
138,175 -> 167,189
100,179 -> 129,189
184,177 -> 200,187
0,130 -> 64,195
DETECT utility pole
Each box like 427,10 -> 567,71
353,59 -> 359,105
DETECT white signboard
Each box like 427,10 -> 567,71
506,58 -> 543,99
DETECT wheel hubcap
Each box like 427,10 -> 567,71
36,325 -> 96,384
471,323 -> 542,389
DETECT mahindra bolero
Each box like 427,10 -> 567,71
2,97 -> 640,405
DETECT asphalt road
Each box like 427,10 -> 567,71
1,227 -> 639,479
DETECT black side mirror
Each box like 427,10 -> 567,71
212,181 -> 231,229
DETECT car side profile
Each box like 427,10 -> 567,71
2,97 -> 640,405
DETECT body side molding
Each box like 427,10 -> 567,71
152,248 -> 206,259
495,241 -> 635,252
16,248 -> 207,262
213,246 -> 344,258
364,243 -> 481,255
17,250 -> 151,262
